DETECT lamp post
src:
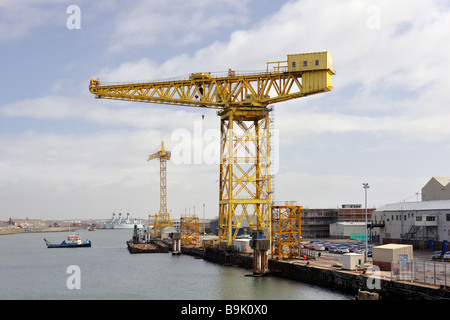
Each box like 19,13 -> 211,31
363,183 -> 370,262
203,203 -> 206,236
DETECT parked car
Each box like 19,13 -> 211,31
444,251 -> 450,262
338,246 -> 349,254
316,244 -> 325,251
329,246 -> 338,253
431,251 -> 445,260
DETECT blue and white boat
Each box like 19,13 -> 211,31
44,233 -> 91,248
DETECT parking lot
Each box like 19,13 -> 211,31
298,239 -> 450,287
301,239 -> 376,259
301,239 -> 449,262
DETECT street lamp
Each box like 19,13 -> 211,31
203,203 -> 206,236
363,183 -> 370,262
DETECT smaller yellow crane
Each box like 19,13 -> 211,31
148,141 -> 173,237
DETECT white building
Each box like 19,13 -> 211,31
329,222 -> 366,239
371,200 -> 450,250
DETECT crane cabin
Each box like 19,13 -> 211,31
287,51 -> 335,93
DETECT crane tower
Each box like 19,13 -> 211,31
89,52 -> 335,246
148,141 -> 173,236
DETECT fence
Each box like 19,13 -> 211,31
349,233 -> 371,241
391,260 -> 450,287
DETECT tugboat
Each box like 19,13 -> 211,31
44,233 -> 91,248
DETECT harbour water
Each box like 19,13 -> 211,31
0,229 -> 351,300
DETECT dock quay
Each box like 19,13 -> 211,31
180,245 -> 450,300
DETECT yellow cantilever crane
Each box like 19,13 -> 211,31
90,52 -> 335,246
148,141 -> 173,236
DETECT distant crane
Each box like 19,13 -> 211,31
90,52 -> 335,246
148,141 -> 173,236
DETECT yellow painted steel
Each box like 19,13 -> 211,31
180,216 -> 200,247
89,52 -> 334,109
89,52 -> 334,246
218,107 -> 272,244
271,204 -> 302,260
148,141 -> 173,236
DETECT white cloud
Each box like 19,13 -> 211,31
0,94 -> 217,132
107,0 -> 251,54
274,107 -> 450,145
2,0 -> 450,219
274,171 -> 425,209
0,129 -> 219,219
0,0 -> 64,40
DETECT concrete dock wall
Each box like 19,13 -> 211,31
182,246 -> 450,300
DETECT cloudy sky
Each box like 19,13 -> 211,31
1,0 -> 450,221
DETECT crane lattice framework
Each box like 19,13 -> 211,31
148,141 -> 173,236
89,51 -> 335,246
180,215 -> 200,247
271,203 -> 302,260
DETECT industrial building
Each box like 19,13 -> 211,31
208,204 -> 375,239
329,222 -> 367,239
303,204 -> 375,238
369,177 -> 450,249
371,200 -> 450,250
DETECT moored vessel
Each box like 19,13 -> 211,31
100,212 -> 144,229
44,233 -> 91,248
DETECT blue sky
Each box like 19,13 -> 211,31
1,0 -> 450,220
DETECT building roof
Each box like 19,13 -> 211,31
375,200 -> 450,212
373,244 -> 412,250
430,176 -> 450,187
334,222 -> 366,226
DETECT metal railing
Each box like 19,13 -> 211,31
391,260 -> 450,287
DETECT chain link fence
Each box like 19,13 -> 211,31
391,260 -> 450,287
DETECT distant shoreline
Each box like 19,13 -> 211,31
0,227 -> 77,235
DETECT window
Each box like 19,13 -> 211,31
426,216 -> 436,222
315,60 -> 319,66
446,213 -> 450,222
292,61 -> 296,68
303,60 -> 308,67
416,216 -> 422,221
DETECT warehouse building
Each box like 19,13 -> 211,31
329,221 -> 367,239
371,200 -> 450,250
